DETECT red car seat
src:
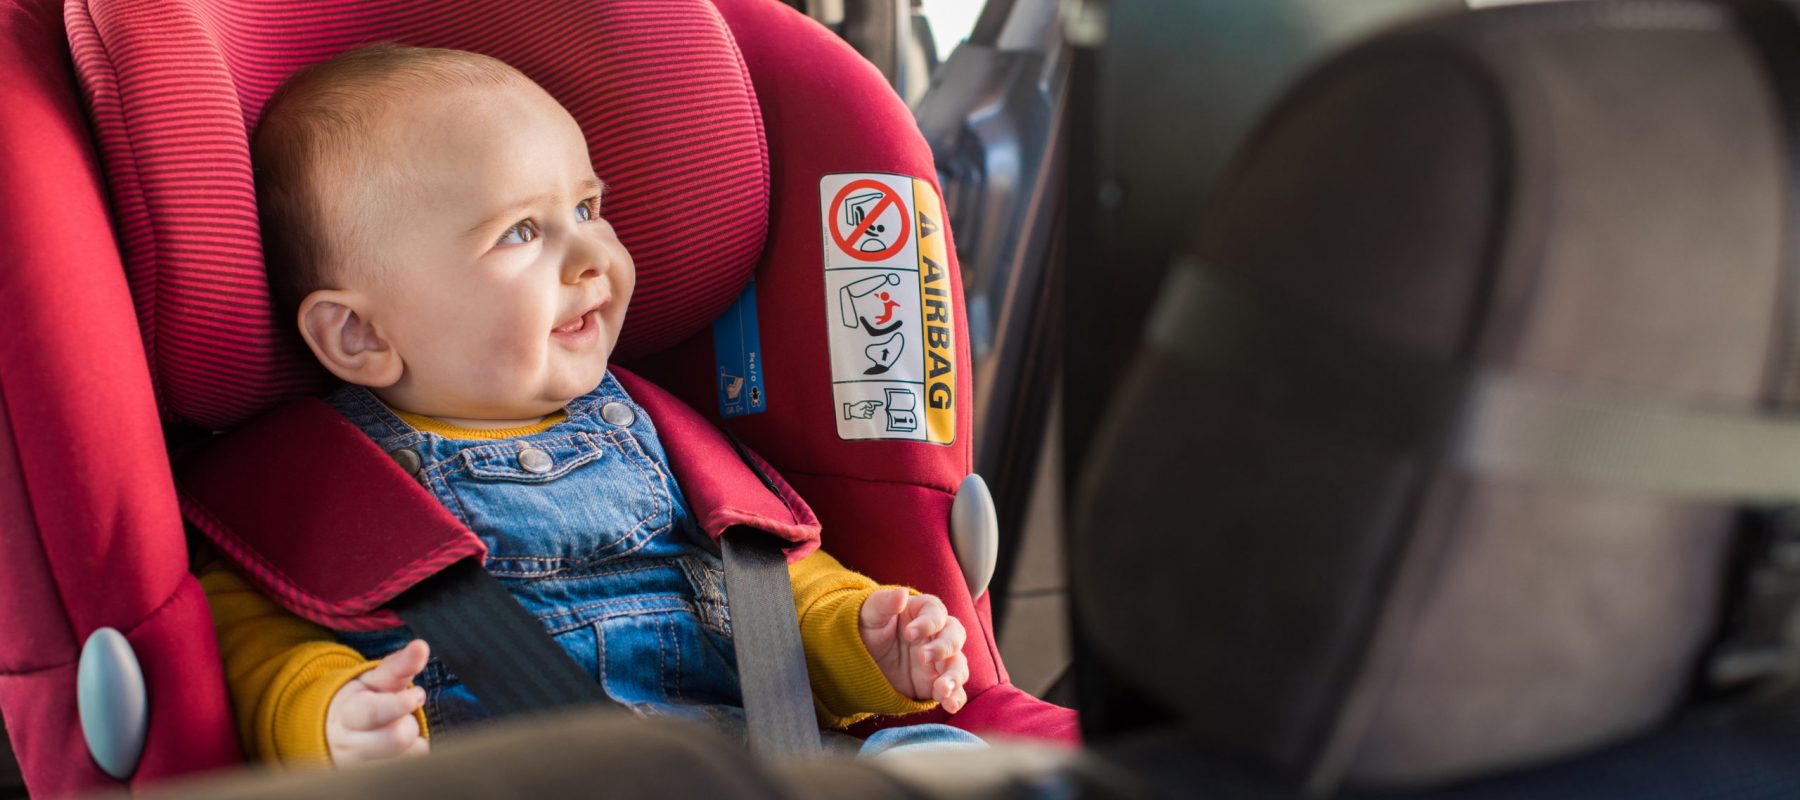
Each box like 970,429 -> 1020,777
0,0 -> 1076,794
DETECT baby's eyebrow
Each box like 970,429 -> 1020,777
464,178 -> 609,236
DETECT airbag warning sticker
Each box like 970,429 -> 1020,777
820,173 -> 955,444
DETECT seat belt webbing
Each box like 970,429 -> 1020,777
392,559 -> 610,719
718,429 -> 824,758
721,528 -> 825,758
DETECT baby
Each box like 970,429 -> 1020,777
200,43 -> 976,766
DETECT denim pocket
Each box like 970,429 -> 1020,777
596,605 -> 741,711
446,431 -> 674,577
677,552 -> 733,638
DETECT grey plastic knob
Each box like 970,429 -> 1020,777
77,627 -> 147,780
950,473 -> 999,600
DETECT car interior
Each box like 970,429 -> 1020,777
6,0 -> 1800,797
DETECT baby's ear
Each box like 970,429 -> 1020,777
297,289 -> 404,388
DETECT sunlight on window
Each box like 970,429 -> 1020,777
921,0 -> 984,62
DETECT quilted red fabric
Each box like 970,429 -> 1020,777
65,0 -> 769,430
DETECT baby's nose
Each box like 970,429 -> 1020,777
568,261 -> 602,282
563,240 -> 608,283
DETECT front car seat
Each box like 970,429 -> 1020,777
1073,0 -> 1800,794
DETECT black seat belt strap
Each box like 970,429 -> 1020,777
391,558 -> 610,718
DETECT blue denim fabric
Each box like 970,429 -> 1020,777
327,373 -> 746,735
854,724 -> 988,757
324,372 -> 984,756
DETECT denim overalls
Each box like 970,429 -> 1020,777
326,372 -> 984,756
329,373 -> 747,736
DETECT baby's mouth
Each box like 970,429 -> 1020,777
553,310 -> 596,335
554,292 -> 612,337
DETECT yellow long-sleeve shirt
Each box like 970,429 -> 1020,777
197,410 -> 932,767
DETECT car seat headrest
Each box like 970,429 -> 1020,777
1073,0 -> 1785,789
67,0 -> 769,429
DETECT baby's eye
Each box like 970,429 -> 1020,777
497,221 -> 538,246
575,196 -> 603,223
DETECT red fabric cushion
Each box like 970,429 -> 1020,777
629,0 -> 1083,744
177,399 -> 489,631
0,0 -> 243,793
65,0 -> 769,430
639,0 -> 976,495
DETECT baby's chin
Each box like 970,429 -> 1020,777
524,372 -> 611,413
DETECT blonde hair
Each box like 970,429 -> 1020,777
252,43 -> 533,327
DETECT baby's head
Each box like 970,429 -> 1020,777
254,44 -> 633,424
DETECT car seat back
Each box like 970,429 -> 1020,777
1075,0 -> 1799,791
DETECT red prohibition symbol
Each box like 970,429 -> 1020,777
829,179 -> 911,262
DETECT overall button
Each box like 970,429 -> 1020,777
518,447 -> 554,474
389,447 -> 423,477
600,402 -> 636,428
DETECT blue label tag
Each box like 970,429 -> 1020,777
712,279 -> 766,418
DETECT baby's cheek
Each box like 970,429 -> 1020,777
484,308 -> 546,361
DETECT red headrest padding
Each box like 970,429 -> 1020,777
66,0 -> 769,430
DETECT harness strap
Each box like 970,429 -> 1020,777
391,559 -> 611,718
721,431 -> 825,758
721,529 -> 826,758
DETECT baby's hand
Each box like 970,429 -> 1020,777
326,639 -> 430,766
859,590 -> 969,713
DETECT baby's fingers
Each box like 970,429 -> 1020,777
859,588 -> 909,631
932,653 -> 971,713
340,685 -> 426,732
902,595 -> 949,642
915,617 -> 967,668
360,640 -> 430,693
336,713 -> 423,764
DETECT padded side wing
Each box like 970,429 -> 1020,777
632,0 -> 1076,743
0,0 -> 241,793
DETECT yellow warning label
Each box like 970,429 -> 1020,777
914,179 -> 955,445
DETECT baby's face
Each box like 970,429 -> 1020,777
343,79 -> 633,420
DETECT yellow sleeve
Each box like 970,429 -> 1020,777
788,550 -> 938,729
194,551 -> 427,767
